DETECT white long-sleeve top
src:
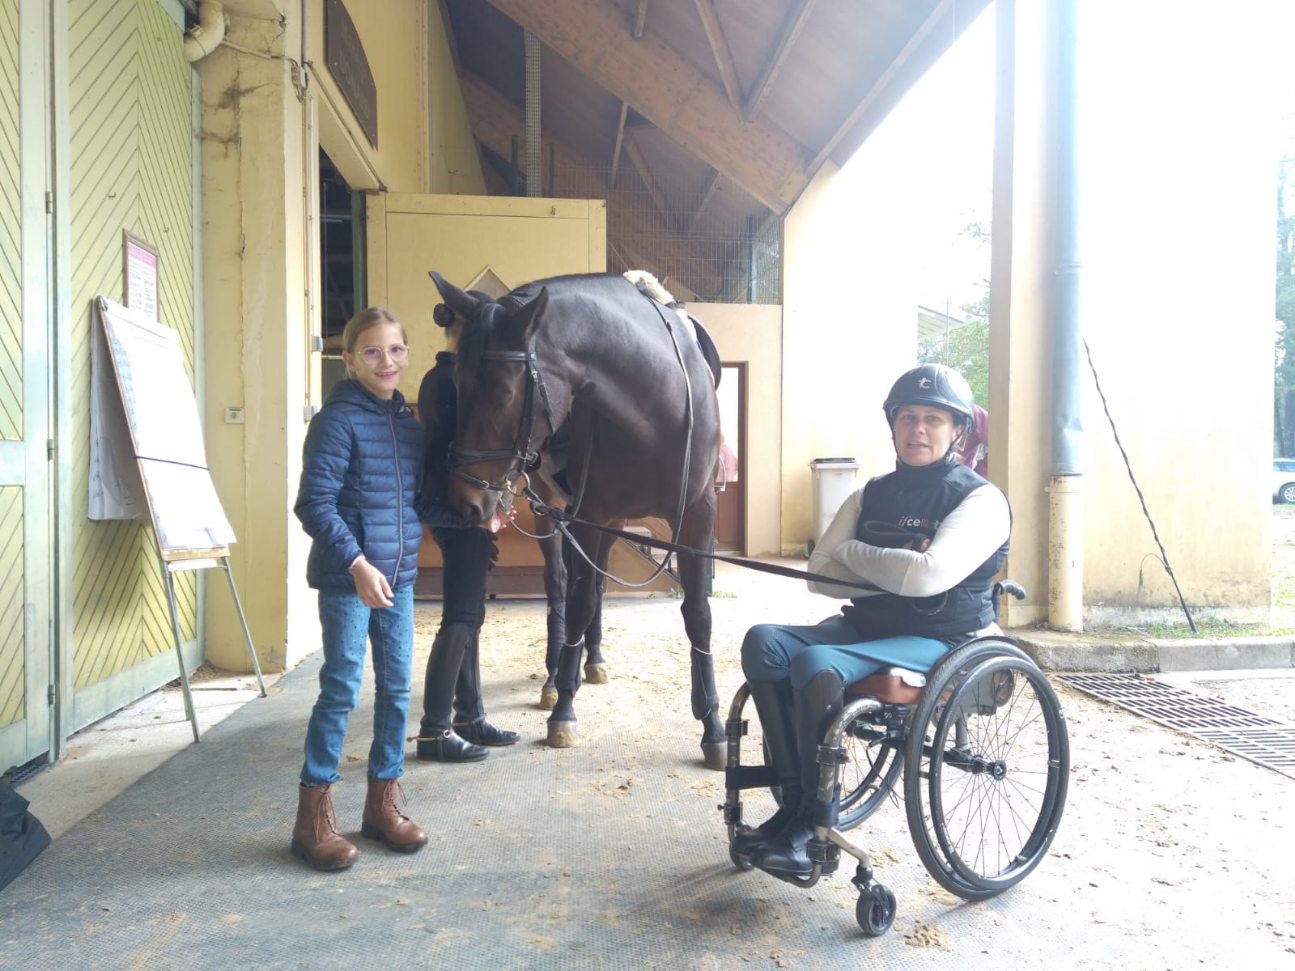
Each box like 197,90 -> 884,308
806,481 -> 1011,601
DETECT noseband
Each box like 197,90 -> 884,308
449,347 -> 554,499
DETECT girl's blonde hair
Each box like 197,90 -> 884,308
341,306 -> 405,353
341,307 -> 407,377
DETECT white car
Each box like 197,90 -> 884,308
1275,459 -> 1295,503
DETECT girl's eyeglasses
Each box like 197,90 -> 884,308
360,344 -> 408,363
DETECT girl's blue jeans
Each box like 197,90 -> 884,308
301,585 -> 414,786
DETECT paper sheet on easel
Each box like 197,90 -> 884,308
89,297 -> 236,551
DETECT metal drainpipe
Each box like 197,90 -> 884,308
1048,0 -> 1083,631
524,32 -> 541,197
184,0 -> 226,63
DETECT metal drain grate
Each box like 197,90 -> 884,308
1059,673 -> 1295,779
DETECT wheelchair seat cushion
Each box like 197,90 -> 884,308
846,668 -> 925,704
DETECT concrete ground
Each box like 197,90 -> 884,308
5,558 -> 1295,969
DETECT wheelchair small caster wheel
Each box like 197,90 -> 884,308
856,883 -> 896,936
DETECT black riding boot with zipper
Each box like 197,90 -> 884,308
731,679 -> 802,861
755,670 -> 844,880
416,623 -> 488,762
453,630 -> 520,747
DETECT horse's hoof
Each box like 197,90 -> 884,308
584,662 -> 608,684
547,720 -> 579,748
702,742 -> 726,771
539,685 -> 558,710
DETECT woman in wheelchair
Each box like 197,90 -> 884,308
736,364 -> 1011,880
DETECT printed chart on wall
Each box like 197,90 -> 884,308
91,296 -> 235,558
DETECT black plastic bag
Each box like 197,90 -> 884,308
0,779 -> 51,892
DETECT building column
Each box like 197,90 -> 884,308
195,7 -> 317,671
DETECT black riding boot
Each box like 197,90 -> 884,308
453,630 -> 520,747
731,679 -> 801,860
755,670 -> 844,880
416,623 -> 488,762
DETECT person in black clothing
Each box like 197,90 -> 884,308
413,306 -> 520,763
735,364 -> 1011,879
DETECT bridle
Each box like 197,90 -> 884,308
448,346 -> 554,505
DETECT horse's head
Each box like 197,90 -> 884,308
429,271 -> 550,525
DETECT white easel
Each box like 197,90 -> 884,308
93,296 -> 266,742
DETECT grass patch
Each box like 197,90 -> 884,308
1088,617 -> 1295,640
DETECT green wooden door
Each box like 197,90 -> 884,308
0,0 -> 54,772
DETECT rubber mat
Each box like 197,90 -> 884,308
1,643 -> 1054,970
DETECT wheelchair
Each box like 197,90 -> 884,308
720,582 -> 1070,936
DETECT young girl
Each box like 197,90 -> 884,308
291,307 -> 427,870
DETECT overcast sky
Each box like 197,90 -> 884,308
842,0 -> 1293,318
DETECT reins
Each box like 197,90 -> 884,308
522,485 -> 883,593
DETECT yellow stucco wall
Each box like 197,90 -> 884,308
1071,4 -> 1274,622
990,0 -> 1274,627
688,302 -> 783,557
309,0 -> 485,196
199,12 -> 309,670
781,162 -> 915,555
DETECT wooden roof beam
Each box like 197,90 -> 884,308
460,73 -> 723,296
744,0 -> 817,122
693,0 -> 743,115
609,100 -> 629,187
686,168 -> 722,235
482,0 -> 806,213
622,130 -> 677,233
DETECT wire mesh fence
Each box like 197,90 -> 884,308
489,152 -> 781,305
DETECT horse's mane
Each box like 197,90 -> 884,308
456,299 -> 510,376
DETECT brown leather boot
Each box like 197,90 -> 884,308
361,777 -> 428,853
291,784 -> 359,871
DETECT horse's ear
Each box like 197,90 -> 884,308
512,287 -> 549,341
429,271 -> 479,324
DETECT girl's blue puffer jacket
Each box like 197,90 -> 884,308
295,379 -> 423,591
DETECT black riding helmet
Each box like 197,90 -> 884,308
883,364 -> 975,426
883,365 -> 976,467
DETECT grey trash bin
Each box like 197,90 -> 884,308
810,457 -> 859,549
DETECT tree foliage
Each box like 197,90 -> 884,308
1277,151 -> 1295,455
919,289 -> 990,409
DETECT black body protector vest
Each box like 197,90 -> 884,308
840,460 -> 1009,642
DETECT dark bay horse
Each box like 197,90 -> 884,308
429,271 -> 726,769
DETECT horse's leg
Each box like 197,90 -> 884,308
677,499 -> 725,771
582,570 -> 608,684
537,526 -> 566,710
547,525 -> 612,748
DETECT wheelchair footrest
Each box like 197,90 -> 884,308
808,838 -> 839,873
724,764 -> 776,790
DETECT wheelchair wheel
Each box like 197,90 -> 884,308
855,882 -> 897,936
904,652 -> 1069,900
837,709 -> 903,830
